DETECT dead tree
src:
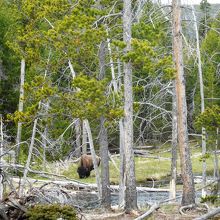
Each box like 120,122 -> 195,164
123,0 -> 137,212
16,58 -> 25,164
98,40 -> 111,208
172,0 -> 195,205
191,4 -> 207,197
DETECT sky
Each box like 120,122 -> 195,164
160,0 -> 220,5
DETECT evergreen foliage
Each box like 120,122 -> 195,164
25,204 -> 78,220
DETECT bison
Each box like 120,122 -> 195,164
77,154 -> 101,179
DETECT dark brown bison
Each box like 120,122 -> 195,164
77,154 -> 101,178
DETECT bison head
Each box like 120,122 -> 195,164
77,166 -> 91,179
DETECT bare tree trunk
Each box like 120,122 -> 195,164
123,0 -> 137,212
75,119 -> 81,157
106,31 -> 118,92
16,59 -> 25,164
119,119 -> 126,208
98,41 -> 111,208
191,5 -> 207,197
42,126 -> 48,171
116,45 -> 125,207
172,0 -> 195,206
169,82 -> 177,201
82,121 -> 88,154
19,119 -> 38,197
99,116 -> 111,208
84,119 -> 102,198
214,128 -> 219,180
0,115 -> 4,201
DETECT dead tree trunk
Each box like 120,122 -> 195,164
82,121 -> 88,154
169,81 -> 178,201
123,0 -> 137,212
119,119 -> 126,208
98,41 -> 111,208
16,58 -> 25,164
106,30 -> 118,92
172,0 -> 195,205
42,125 -> 48,171
99,116 -> 111,208
213,128 -> 219,193
191,5 -> 207,196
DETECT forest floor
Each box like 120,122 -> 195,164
4,141 -> 219,219
81,203 -> 220,220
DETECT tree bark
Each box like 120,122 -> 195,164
82,120 -> 88,155
98,41 -> 111,208
169,81 -> 177,201
213,128 -> 219,193
192,5 -> 207,197
42,125 -> 48,171
106,31 -> 118,92
16,58 -> 25,164
123,0 -> 137,212
99,116 -> 111,208
119,119 -> 126,208
172,0 -> 195,205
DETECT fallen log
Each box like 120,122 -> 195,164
134,149 -> 149,155
135,146 -> 155,150
12,177 -> 170,192
194,207 -> 220,220
135,155 -> 171,160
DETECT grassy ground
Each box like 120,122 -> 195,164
61,142 -> 219,187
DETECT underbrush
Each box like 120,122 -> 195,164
25,204 -> 78,220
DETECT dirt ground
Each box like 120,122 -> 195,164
81,204 -> 220,220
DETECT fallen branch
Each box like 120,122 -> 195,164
179,204 -> 196,215
134,203 -> 159,220
194,207 -> 220,220
136,155 -> 170,160
7,198 -> 27,213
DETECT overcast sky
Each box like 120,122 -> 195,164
160,0 -> 220,5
